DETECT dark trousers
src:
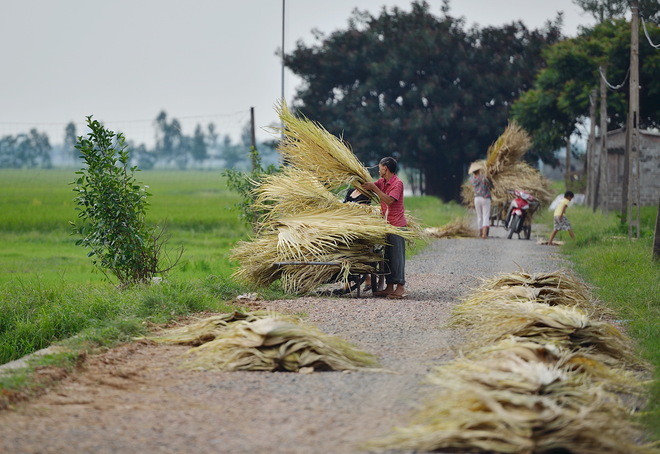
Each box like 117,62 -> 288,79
385,233 -> 405,285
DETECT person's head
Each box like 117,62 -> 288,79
564,190 -> 574,200
378,157 -> 398,178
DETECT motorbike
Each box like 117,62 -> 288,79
503,189 -> 538,240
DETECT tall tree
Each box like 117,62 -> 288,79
191,124 -> 208,163
511,18 -> 660,158
63,122 -> 77,163
284,0 -> 562,200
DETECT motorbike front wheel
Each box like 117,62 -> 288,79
507,215 -> 520,239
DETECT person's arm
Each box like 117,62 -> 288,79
362,181 -> 396,205
559,202 -> 568,219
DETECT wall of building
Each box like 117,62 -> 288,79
593,128 -> 660,210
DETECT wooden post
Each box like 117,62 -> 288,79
587,89 -> 598,210
565,137 -> 571,187
623,1 -> 641,238
654,197 -> 660,261
623,0 -> 640,238
597,67 -> 608,213
250,107 -> 258,171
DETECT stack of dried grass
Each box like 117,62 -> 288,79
145,310 -> 287,346
423,218 -> 479,239
147,311 -> 380,373
230,101 -> 420,294
181,315 -> 380,372
363,270 -> 656,453
461,122 -> 554,208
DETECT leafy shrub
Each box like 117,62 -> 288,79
70,116 -> 178,286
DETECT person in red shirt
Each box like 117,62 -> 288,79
362,157 -> 407,299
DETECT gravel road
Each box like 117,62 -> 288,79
0,224 -> 569,454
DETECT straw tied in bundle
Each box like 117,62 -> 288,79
230,101 -> 419,294
147,311 -> 380,373
461,122 -> 554,208
363,270 -> 657,453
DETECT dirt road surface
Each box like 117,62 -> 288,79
0,225 -> 567,454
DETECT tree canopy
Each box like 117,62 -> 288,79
511,16 -> 660,160
284,1 -> 562,200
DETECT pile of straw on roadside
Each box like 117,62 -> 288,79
363,269 -> 656,453
230,100 -> 420,294
146,310 -> 380,373
423,218 -> 479,239
461,122 -> 554,208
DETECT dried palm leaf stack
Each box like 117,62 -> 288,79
461,121 -> 554,207
182,315 -> 380,372
364,345 -> 656,454
423,217 -> 479,239
230,100 -> 421,294
145,310 -> 292,346
275,99 -> 374,194
363,270 -> 656,453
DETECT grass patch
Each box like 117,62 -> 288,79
546,203 -> 660,438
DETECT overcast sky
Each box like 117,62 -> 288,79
0,0 -> 596,147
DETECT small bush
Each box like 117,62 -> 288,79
70,117 -> 178,286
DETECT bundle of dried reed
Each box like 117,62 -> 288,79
364,269 -> 655,453
486,121 -> 532,176
145,311 -> 294,346
462,122 -> 553,207
183,316 -> 380,372
423,218 -> 479,239
446,337 -> 646,397
451,298 -> 643,371
231,102 -> 422,294
275,100 -> 373,193
364,361 -> 655,454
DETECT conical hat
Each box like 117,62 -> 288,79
468,161 -> 485,174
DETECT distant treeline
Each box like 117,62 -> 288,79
0,110 -> 279,170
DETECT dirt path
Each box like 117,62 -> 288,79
0,225 -> 565,454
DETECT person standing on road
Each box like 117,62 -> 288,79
362,157 -> 407,299
469,161 -> 492,239
547,191 -> 575,245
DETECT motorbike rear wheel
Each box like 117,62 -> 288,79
523,225 -> 531,240
507,215 -> 520,239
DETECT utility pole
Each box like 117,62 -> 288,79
622,0 -> 641,238
250,107 -> 258,171
597,66 -> 608,213
587,89 -> 598,210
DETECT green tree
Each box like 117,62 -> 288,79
154,110 -> 185,166
70,116 -> 178,287
0,130 -> 52,169
64,122 -> 78,164
191,124 -> 208,163
284,0 -> 561,200
511,18 -> 660,159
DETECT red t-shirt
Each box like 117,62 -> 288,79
375,174 -> 407,227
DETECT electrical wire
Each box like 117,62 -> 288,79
599,66 -> 630,90
640,15 -> 660,49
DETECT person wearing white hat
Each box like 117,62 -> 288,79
469,161 -> 492,239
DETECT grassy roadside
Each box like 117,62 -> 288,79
544,202 -> 660,437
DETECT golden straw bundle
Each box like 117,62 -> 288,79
145,311 -> 296,346
183,316 -> 380,372
423,218 -> 479,239
462,121 -> 553,207
275,100 -> 373,193
363,363 -> 656,454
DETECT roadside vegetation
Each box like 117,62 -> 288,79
540,202 -> 660,437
